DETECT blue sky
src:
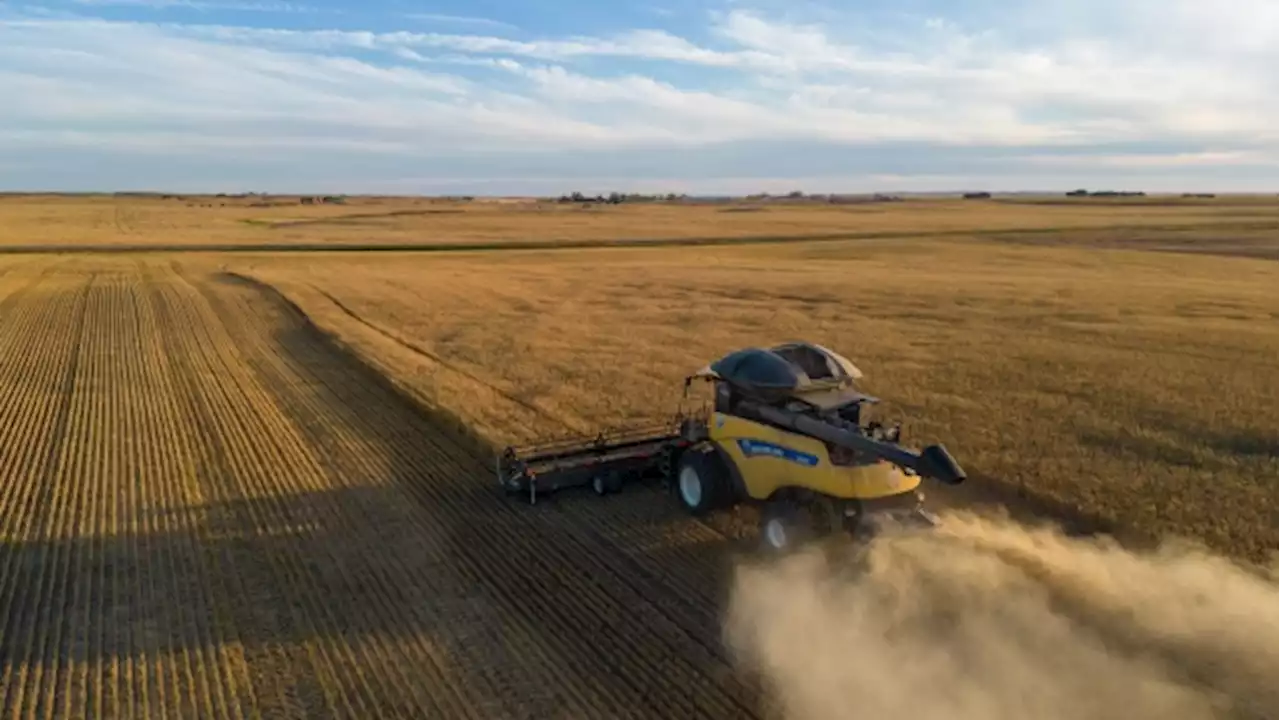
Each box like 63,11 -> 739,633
1,0 -> 1276,194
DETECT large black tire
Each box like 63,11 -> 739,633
758,496 -> 841,554
673,447 -> 728,516
758,500 -> 815,554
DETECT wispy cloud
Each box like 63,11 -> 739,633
0,0 -> 1275,193
403,12 -> 515,31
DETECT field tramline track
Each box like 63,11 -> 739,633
0,260 -> 763,720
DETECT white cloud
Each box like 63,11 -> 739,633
116,6 -> 1273,145
0,1 -> 1275,192
1020,151 -> 1276,170
0,18 -> 624,152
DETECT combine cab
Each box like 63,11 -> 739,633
496,341 -> 967,552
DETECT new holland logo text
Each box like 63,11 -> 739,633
736,439 -> 819,467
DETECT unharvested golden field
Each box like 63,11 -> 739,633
1,192 -> 1276,255
231,208 -> 1278,562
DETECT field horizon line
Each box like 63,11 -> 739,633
2,220 -> 1275,259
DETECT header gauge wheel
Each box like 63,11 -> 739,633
592,470 -> 624,496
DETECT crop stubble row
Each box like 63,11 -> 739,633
0,261 -> 762,720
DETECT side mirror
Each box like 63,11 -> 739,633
886,422 -> 901,444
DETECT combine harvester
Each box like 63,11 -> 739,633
496,342 -> 967,552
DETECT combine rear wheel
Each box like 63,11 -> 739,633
758,496 -> 841,554
758,502 -> 812,553
673,447 -> 727,516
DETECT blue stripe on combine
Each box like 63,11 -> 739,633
736,438 -> 819,467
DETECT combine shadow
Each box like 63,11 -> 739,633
1076,413 -> 1279,471
927,472 -> 1119,535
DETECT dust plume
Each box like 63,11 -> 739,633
723,511 -> 1278,720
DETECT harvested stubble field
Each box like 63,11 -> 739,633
0,257 -> 766,719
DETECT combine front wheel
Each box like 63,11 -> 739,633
673,447 -> 726,516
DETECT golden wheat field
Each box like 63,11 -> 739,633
0,195 -> 1275,720
225,197 -> 1280,562
1,192 -> 1276,252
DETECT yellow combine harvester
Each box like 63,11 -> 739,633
497,342 -> 966,552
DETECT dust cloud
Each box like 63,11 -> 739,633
723,511 -> 1278,720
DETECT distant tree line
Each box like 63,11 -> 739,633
1065,189 -> 1147,197
114,191 -> 357,207
552,191 -> 910,205
555,192 -> 689,204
